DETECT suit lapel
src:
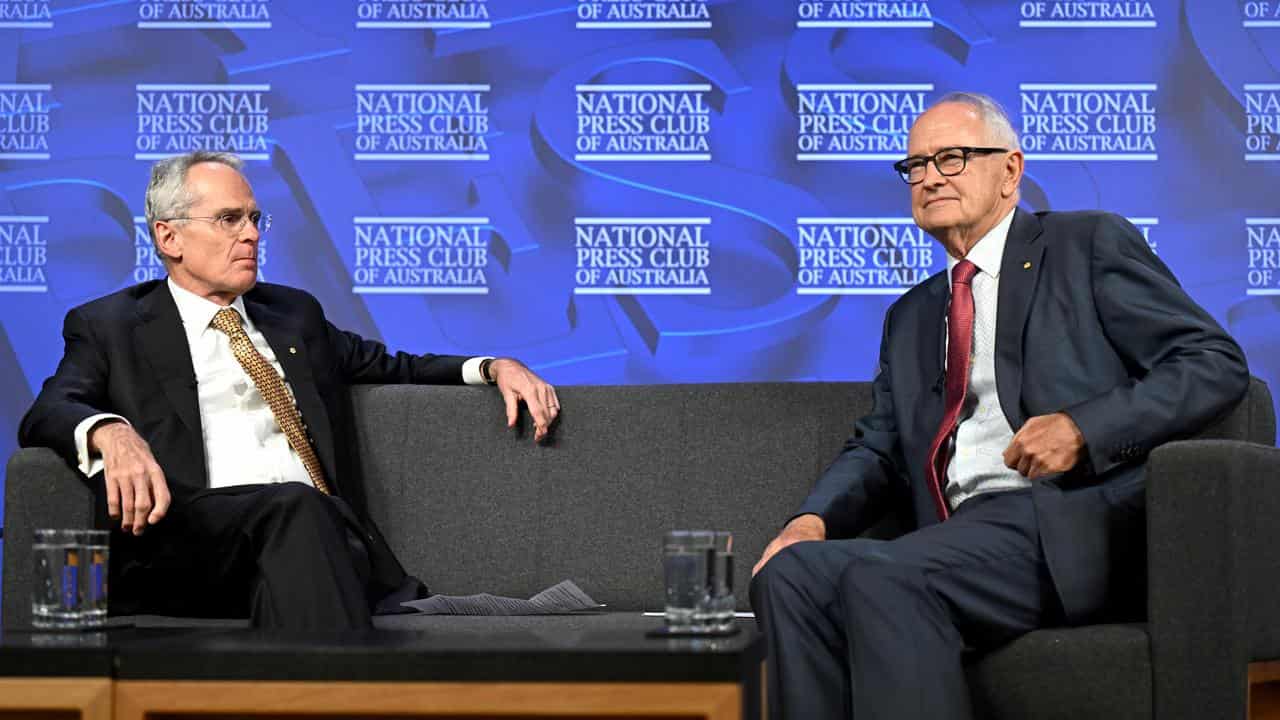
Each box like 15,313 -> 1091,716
922,274 -> 947,398
916,273 -> 949,447
242,294 -> 339,490
995,208 -> 1045,431
133,283 -> 207,482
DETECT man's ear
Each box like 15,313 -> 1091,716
1002,151 -> 1025,198
153,221 -> 182,264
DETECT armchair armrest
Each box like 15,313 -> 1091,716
1147,439 -> 1280,720
2,448 -> 95,630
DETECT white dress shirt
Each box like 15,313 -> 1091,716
74,278 -> 491,485
942,208 -> 1031,508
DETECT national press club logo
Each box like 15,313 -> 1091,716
573,217 -> 710,295
1246,218 -> 1280,295
132,217 -> 167,284
0,0 -> 51,28
137,0 -> 271,29
351,217 -> 490,295
1246,218 -> 1280,296
1245,84 -> 1280,161
1018,1 -> 1156,28
796,84 -> 929,161
576,0 -> 711,30
354,84 -> 490,161
575,84 -> 711,162
1018,83 -> 1157,161
135,84 -> 271,160
0,83 -> 52,160
1242,0 -> 1280,27
796,0 -> 932,28
0,215 -> 47,293
355,0 -> 490,29
132,216 -> 266,284
795,218 -> 937,295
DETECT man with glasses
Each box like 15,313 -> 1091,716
19,151 -> 560,630
750,92 -> 1249,718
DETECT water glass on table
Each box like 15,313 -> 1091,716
32,528 -> 109,631
32,529 -> 80,630
663,530 -> 714,631
707,531 -> 735,633
77,530 -> 109,629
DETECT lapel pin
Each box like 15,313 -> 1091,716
289,347 -> 297,354
1022,261 -> 1032,270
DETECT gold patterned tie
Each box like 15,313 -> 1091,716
210,307 -> 331,495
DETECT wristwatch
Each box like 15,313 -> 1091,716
479,357 -> 497,385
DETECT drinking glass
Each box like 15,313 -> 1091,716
32,529 -> 81,630
663,530 -> 714,630
708,531 -> 735,632
77,530 -> 109,629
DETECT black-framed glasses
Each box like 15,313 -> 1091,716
893,146 -> 1009,185
160,209 -> 271,236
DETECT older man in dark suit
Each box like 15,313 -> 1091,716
749,92 -> 1249,718
19,151 -> 560,630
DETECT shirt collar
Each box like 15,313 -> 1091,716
166,277 -> 251,346
946,207 -> 1016,283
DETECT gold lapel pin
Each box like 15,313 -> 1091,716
289,347 -> 297,354
1023,261 -> 1032,270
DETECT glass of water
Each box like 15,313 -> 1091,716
708,531 -> 735,632
663,530 -> 714,630
32,529 -> 81,630
77,530 -> 109,629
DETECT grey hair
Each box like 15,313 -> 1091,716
143,151 -> 245,259
930,92 -> 1021,152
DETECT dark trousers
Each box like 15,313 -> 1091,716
110,482 -> 412,630
749,489 -> 1061,720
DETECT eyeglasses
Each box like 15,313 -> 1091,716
893,146 -> 1009,185
161,209 -> 271,236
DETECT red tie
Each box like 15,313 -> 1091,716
925,259 -> 979,522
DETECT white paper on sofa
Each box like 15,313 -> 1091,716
399,579 -> 604,615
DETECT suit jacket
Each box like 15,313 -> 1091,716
18,279 -> 470,609
797,208 -> 1249,622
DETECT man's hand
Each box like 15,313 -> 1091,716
1003,412 -> 1085,479
489,358 -> 560,443
753,514 -> 826,577
88,421 -> 171,535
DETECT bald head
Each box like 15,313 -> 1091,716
905,97 -> 1025,258
929,92 -> 1021,151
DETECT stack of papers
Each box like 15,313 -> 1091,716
401,580 -> 604,616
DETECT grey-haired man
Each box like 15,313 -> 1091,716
20,151 -> 559,629
750,94 -> 1248,718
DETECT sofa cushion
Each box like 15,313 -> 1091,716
348,383 -> 886,611
968,624 -> 1152,719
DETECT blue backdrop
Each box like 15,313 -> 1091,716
1,0 -> 1278,550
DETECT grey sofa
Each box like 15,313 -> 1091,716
5,380 -> 1278,719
